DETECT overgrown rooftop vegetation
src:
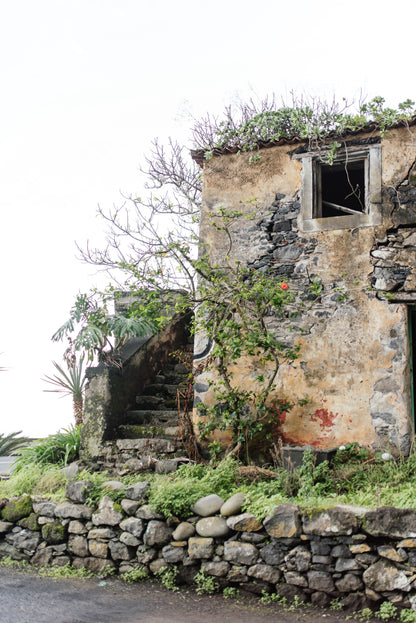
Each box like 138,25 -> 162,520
191,95 -> 416,161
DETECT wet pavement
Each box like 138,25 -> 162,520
0,567 -> 352,623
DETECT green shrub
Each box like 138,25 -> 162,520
400,609 -> 416,623
329,598 -> 343,611
223,586 -> 239,599
194,570 -> 219,595
155,565 -> 179,591
0,556 -> 29,570
240,479 -> 288,520
376,602 -> 398,621
37,564 -> 94,579
334,442 -> 370,466
354,608 -> 373,621
149,476 -> 211,518
148,457 -> 240,518
260,590 -> 286,605
13,426 -> 81,471
120,566 -> 149,583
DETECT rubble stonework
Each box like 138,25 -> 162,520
3,487 -> 416,610
193,126 -> 416,454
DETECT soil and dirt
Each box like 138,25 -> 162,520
0,566 -> 361,623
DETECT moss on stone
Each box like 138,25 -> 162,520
1,495 -> 33,522
118,425 -> 166,439
42,522 -> 67,544
18,513 -> 40,531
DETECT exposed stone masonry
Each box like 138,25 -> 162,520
227,192 -> 359,345
247,193 -> 317,277
371,226 -> 416,294
3,487 -> 416,611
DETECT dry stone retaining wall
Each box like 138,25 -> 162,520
2,487 -> 416,610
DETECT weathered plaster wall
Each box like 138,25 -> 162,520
194,128 -> 416,454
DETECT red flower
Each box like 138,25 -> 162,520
280,283 -> 289,290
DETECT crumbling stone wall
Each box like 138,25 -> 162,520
2,489 -> 416,610
81,313 -> 190,462
194,126 -> 416,453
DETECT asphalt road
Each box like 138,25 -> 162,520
0,568 -> 350,623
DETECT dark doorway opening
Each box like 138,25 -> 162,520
409,306 -> 416,428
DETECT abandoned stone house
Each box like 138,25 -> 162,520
81,120 -> 416,466
191,120 -> 416,456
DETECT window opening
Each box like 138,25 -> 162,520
318,160 -> 365,218
297,143 -> 382,232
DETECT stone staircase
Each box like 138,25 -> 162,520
90,352 -> 195,476
118,360 -> 191,442
80,311 -> 197,475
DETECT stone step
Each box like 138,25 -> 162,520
161,370 -> 190,383
117,424 -> 179,439
115,437 -> 181,453
136,396 -> 177,410
126,410 -> 178,425
143,383 -> 179,397
135,395 -> 165,409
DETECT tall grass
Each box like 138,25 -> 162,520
13,426 -> 81,472
0,463 -> 68,500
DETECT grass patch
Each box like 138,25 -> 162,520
148,458 -> 238,518
0,464 -> 68,501
2,444 -> 416,519
0,556 -> 30,570
120,567 -> 149,583
0,556 -> 94,579
37,564 -> 94,579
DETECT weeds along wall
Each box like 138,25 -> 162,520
3,485 -> 416,609
193,124 -> 416,455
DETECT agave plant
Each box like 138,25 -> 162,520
0,431 -> 29,456
42,356 -> 86,426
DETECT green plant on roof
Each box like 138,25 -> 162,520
195,95 -> 415,158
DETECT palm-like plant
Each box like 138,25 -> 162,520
42,356 -> 86,426
52,291 -> 156,364
0,431 -> 29,456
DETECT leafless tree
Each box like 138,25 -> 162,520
78,137 -> 202,298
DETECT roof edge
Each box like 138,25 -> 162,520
191,116 -> 416,167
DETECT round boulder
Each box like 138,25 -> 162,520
196,517 -> 230,538
191,494 -> 224,517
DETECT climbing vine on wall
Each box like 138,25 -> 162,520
177,208 -> 314,459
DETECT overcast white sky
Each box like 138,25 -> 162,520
0,0 -> 414,438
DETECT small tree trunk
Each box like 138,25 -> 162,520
73,397 -> 83,426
